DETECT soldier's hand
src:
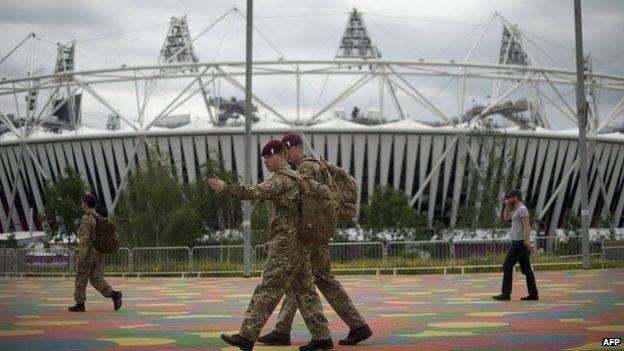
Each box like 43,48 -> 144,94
207,177 -> 225,192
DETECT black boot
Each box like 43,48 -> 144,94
257,330 -> 291,345
110,291 -> 123,311
520,294 -> 539,301
339,324 -> 373,345
492,294 -> 511,301
220,333 -> 254,351
68,303 -> 85,312
299,338 -> 333,351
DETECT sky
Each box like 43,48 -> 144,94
1,0 -> 623,130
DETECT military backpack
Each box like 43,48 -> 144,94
284,171 -> 339,243
90,213 -> 120,253
317,156 -> 358,221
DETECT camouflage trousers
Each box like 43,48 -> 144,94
74,250 -> 113,303
275,239 -> 367,334
239,232 -> 330,342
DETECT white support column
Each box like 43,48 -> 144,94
546,142 -> 578,236
366,134 -> 380,199
392,134 -> 406,189
411,136 -> 458,207
450,137 -> 467,228
404,135 -> 419,197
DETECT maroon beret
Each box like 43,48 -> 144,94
261,140 -> 285,156
281,132 -> 302,148
82,194 -> 96,203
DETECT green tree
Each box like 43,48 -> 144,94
42,166 -> 88,244
185,158 -> 242,243
113,157 -> 202,247
456,121 -> 519,232
361,185 -> 420,241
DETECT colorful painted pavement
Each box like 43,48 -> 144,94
0,269 -> 623,351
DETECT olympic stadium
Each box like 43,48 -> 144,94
1,8 -> 623,237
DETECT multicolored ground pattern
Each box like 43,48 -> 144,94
0,269 -> 623,351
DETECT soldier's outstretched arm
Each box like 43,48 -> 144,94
222,175 -> 291,201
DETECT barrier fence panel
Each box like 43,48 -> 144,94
0,249 -> 14,275
12,248 -> 75,275
4,234 -> 624,277
329,242 -> 385,271
386,241 -> 451,270
602,240 -> 624,262
453,239 -> 510,266
131,247 -> 190,275
103,247 -> 131,274
535,235 -> 604,260
192,245 -> 247,273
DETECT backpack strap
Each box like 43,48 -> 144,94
277,168 -> 303,182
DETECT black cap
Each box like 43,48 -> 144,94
504,189 -> 522,199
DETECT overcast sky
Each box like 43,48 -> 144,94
1,0 -> 623,130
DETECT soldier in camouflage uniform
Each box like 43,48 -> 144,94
68,194 -> 122,312
257,133 -> 372,346
208,140 -> 333,351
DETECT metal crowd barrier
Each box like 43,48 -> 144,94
191,245 -> 248,275
131,247 -> 191,277
330,242 -> 384,273
103,247 -> 131,275
1,235 -> 623,277
11,248 -> 75,276
602,240 -> 624,262
0,248 -> 15,276
386,241 -> 452,273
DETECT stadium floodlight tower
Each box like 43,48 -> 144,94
336,8 -> 381,59
485,18 -> 549,129
158,16 -> 214,123
52,41 -> 82,129
334,8 -> 405,124
467,14 -> 549,129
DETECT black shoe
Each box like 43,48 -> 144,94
492,294 -> 511,301
257,330 -> 291,345
339,324 -> 373,345
220,334 -> 254,351
299,338 -> 333,351
520,295 -> 539,301
68,303 -> 85,312
110,291 -> 123,311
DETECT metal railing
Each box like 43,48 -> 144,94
386,241 -> 452,273
330,242 -> 385,272
603,240 -> 624,262
2,234 -> 623,277
191,245 -> 248,274
13,248 -> 75,276
103,247 -> 131,274
131,247 -> 191,276
0,248 -> 15,276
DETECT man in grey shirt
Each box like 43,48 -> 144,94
492,189 -> 539,301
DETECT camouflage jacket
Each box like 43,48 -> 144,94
76,212 -> 97,263
223,165 -> 300,241
297,154 -> 325,184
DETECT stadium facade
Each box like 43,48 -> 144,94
1,120 -> 623,235
1,9 -> 624,234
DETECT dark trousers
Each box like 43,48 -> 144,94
501,241 -> 539,296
